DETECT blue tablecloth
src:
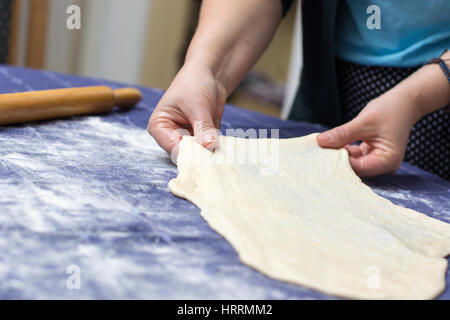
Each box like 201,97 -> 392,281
0,65 -> 449,299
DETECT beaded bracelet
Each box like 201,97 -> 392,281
426,49 -> 450,82
425,49 -> 450,112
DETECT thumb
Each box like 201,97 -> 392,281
190,110 -> 219,151
317,118 -> 366,148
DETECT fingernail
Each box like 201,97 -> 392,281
203,134 -> 217,151
319,133 -> 332,143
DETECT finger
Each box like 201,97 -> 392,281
213,106 -> 224,130
317,118 -> 368,149
359,142 -> 373,155
189,109 -> 220,151
170,143 -> 180,165
344,145 -> 363,158
147,112 -> 190,154
349,151 -> 400,177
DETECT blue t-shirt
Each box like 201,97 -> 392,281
335,0 -> 450,67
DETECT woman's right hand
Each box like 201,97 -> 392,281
147,63 -> 227,157
147,0 -> 284,158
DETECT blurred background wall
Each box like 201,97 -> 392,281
2,0 -> 302,118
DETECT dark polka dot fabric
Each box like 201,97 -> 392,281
336,58 -> 449,180
0,0 -> 13,63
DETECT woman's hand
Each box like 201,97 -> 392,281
147,0 -> 283,158
317,90 -> 421,177
147,63 -> 226,156
318,50 -> 450,178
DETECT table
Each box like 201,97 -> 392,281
0,65 -> 449,299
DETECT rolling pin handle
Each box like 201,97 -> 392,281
113,88 -> 143,108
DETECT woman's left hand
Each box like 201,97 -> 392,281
316,90 -> 422,177
317,51 -> 450,177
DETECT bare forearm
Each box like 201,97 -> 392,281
391,50 -> 450,123
185,0 -> 283,97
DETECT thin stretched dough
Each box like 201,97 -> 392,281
169,134 -> 450,299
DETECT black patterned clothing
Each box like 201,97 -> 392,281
0,0 -> 13,63
336,58 -> 449,180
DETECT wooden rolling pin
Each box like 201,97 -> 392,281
0,86 -> 143,125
